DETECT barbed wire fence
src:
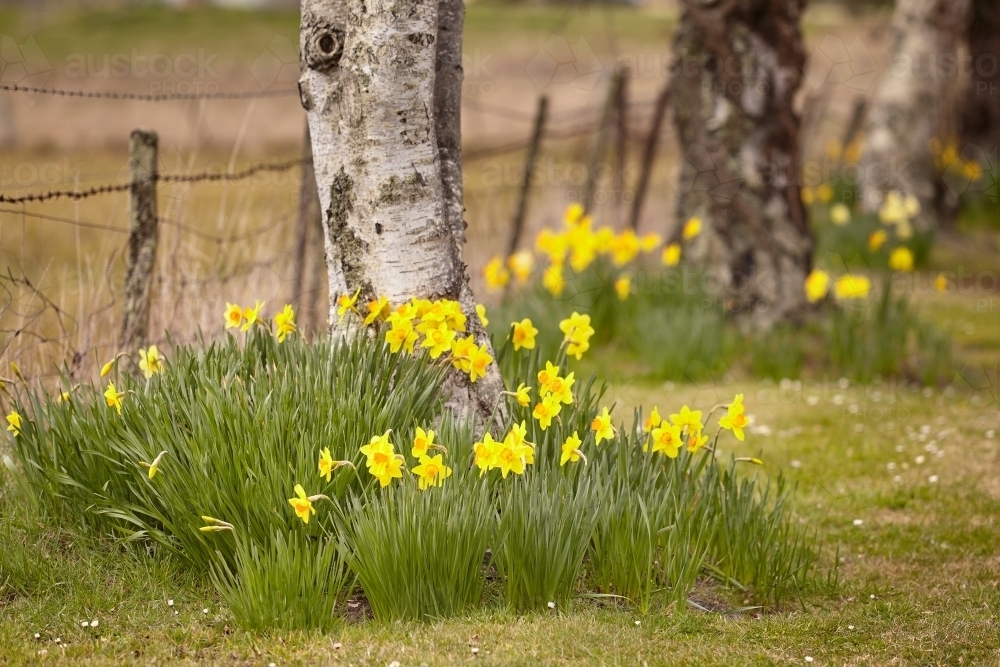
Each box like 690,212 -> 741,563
0,73 -> 672,390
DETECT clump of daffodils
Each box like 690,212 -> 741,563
643,393 -> 752,458
222,301 -> 298,343
334,294 -> 494,385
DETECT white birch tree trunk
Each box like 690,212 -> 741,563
858,0 -> 971,233
299,0 -> 505,425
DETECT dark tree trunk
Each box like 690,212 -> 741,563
956,0 -> 1000,209
670,0 -> 813,332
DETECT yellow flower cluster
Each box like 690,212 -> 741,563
337,294 -> 494,384
804,270 -> 872,303
222,300 -> 298,343
474,421 -> 535,478
354,429 -> 453,491
643,394 -> 748,458
559,312 -> 595,360
532,361 -> 575,430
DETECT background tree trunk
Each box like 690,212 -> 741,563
299,0 -> 505,425
670,0 -> 813,332
957,0 -> 1000,206
858,0 -> 972,232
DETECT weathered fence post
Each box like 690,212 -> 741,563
628,80 -> 670,231
582,70 -> 623,214
507,95 -> 548,259
120,128 -> 158,352
291,122 -> 322,333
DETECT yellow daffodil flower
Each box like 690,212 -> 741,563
718,393 -> 749,441
559,312 -> 594,360
140,450 -> 168,479
830,203 -> 851,226
474,432 -> 500,474
450,335 -> 476,372
467,344 -> 493,383
868,230 -> 888,252
360,431 -> 395,473
6,411 -> 22,436
532,395 -> 562,430
386,320 -> 418,354
804,269 -> 831,304
317,447 -> 340,482
371,455 -> 403,487
542,264 -> 565,296
100,359 -> 115,377
610,230 -> 641,266
363,296 -> 391,325
682,216 -> 702,240
288,484 -> 316,524
483,257 -> 511,291
138,345 -> 165,379
412,427 -> 435,458
475,304 -> 489,327
507,251 -> 534,285
591,407 -> 614,444
651,423 -> 681,458
686,431 -> 709,453
560,432 -> 585,466
412,454 -> 452,490
614,274 -> 631,301
274,305 -> 297,342
643,406 -> 661,433
337,289 -> 361,322
834,274 -> 872,300
669,405 -> 703,434
662,242 -> 681,267
639,233 -> 662,253
241,300 -> 264,332
564,203 -> 585,226
511,318 -> 538,352
512,383 -> 531,407
888,247 -> 914,272
421,322 -> 458,359
104,382 -> 125,414
224,303 -> 243,329
494,439 -> 526,478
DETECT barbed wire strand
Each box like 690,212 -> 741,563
0,83 -> 299,101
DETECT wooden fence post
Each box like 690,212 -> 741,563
507,95 -> 548,259
120,128 -> 158,352
627,80 -> 670,231
582,70 -> 623,214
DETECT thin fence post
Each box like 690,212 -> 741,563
627,80 -> 670,232
120,128 -> 158,352
291,122 -> 321,333
582,70 -> 623,214
507,95 -> 548,259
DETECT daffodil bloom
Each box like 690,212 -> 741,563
224,303 -> 243,329
536,229 -> 569,265
510,318 -> 538,352
506,421 -> 529,448
682,216 -> 702,240
363,296 -> 391,325
494,439 -> 526,478
336,289 -> 360,322
56,392 -> 71,403
718,393 -> 749,441
614,275 -> 631,301
474,432 -> 500,474
834,274 -> 871,300
467,344 -> 493,383
386,320 -> 418,354
371,455 -> 403,487
591,407 -> 614,444
412,454 -> 452,490
6,411 -> 22,436
241,300 -> 264,332
274,305 -> 297,342
512,383 -> 531,407
360,431 -> 395,474
100,359 -> 116,377
412,427 -> 435,458
804,269 -> 831,304
532,395 -> 562,430
138,345 -> 165,379
542,264 -> 565,296
288,484 -> 316,524
662,242 -> 681,267
475,304 -> 489,327
816,183 -> 833,203
686,431 -> 709,453
830,203 -> 851,225
387,301 -> 417,328
104,382 -> 125,414
507,251 -> 534,285
559,312 -> 594,360
560,432 -> 585,466
610,230 -> 641,266
564,202 -> 585,226
544,372 -> 575,406
483,257 -> 511,291
650,423 -> 681,458
450,335 -> 476,372
670,405 -> 703,434
639,233 -> 662,253
868,229 -> 888,252
934,273 -> 949,293
888,247 -> 914,272
139,450 -> 168,479
318,447 -> 337,482
421,322 -> 457,359
643,406 -> 661,433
